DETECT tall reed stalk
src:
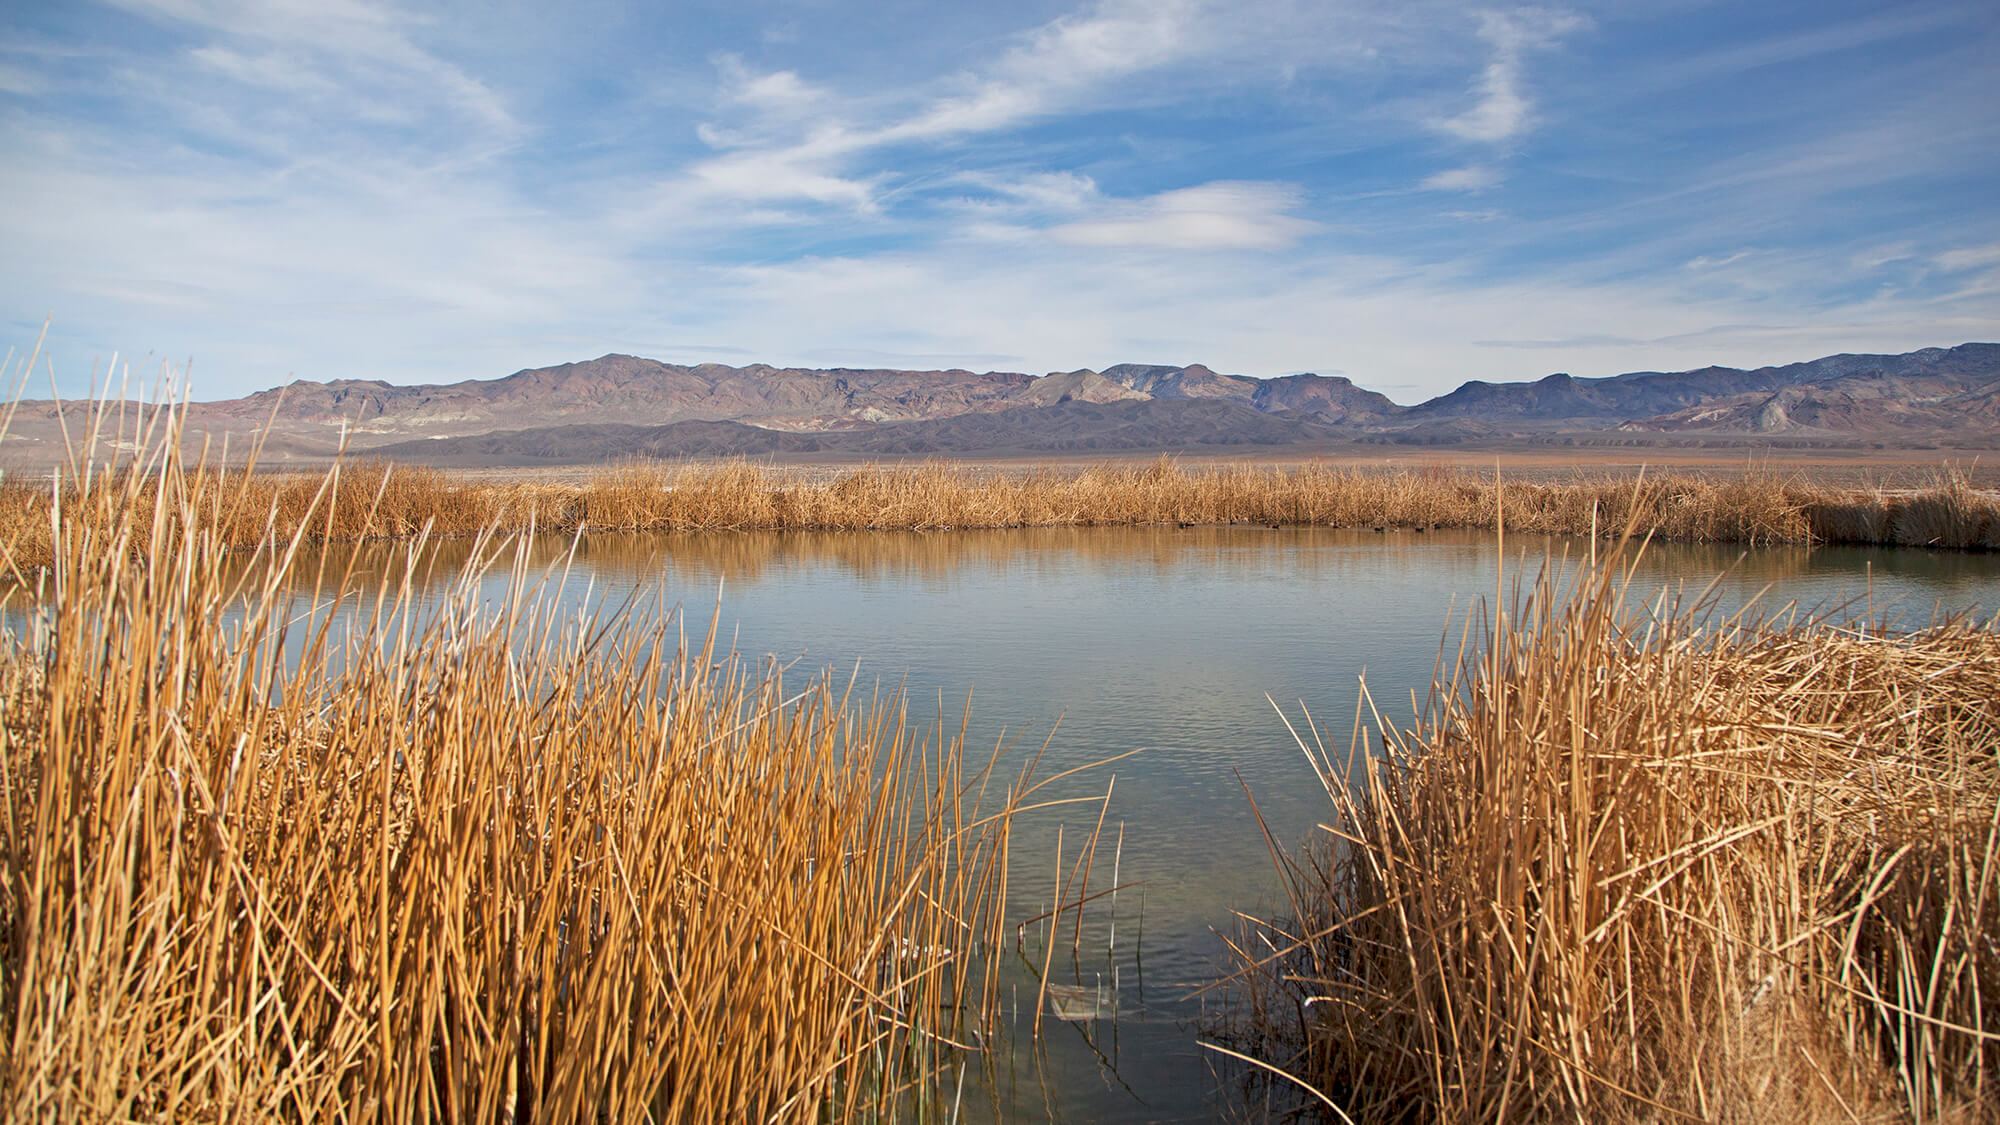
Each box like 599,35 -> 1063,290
1229,538 -> 2000,1122
0,409 -> 1032,1121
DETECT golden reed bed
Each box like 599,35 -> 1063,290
0,439 -> 1098,1122
1228,530 -> 2000,1123
2,455 -> 1997,573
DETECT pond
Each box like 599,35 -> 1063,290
159,526 -> 2000,1119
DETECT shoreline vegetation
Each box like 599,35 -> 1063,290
0,436 -> 1078,1121
1230,534 -> 2000,1122
2,456 -> 1998,572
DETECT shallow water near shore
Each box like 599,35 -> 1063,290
41,525 -> 1998,1120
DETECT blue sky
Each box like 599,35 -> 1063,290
3,0 -> 1997,402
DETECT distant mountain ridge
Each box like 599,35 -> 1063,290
3,343 -> 1996,465
371,399 -> 1353,465
1408,345 -> 2000,431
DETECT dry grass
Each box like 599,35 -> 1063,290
569,459 -> 1841,542
1226,527 -> 2000,1123
6,446 -> 1999,567
1799,469 -> 2000,550
0,429 -> 1047,1122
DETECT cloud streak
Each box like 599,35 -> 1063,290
1937,243 -> 2000,272
1421,164 -> 1503,192
884,0 -> 1195,142
1050,182 -> 1318,251
1428,7 -> 1585,145
668,0 -> 1205,221
113,0 -> 517,139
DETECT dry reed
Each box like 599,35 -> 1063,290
0,421 -> 1042,1121
1225,531 -> 2000,1122
6,457 -> 1998,572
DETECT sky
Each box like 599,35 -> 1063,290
2,0 -> 1998,403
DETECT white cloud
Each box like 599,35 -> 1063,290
690,239 -> 2000,402
8,0 -> 1996,406
0,62 -> 41,96
714,54 -> 826,115
0,120 -> 649,393
109,0 -> 517,137
189,45 -> 343,97
1050,182 -> 1318,251
732,70 -> 820,112
887,0 -> 1196,142
1853,243 -> 1916,270
950,171 -> 1100,216
688,139 -> 880,210
1641,8 -> 1974,93
1420,164 -> 1502,192
1936,243 -> 2000,271
1684,251 -> 1751,270
1429,7 -> 1585,145
13,118 -> 1997,405
670,0 -> 1202,215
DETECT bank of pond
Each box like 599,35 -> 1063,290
4,457 -> 1998,574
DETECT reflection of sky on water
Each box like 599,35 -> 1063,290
12,528 -> 1998,1121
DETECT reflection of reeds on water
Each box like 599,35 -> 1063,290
1225,533 -> 2000,1122
0,422 -> 1042,1121
7,454 -> 1998,571
182,524 -> 1997,631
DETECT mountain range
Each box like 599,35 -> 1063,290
5,344 -> 1997,467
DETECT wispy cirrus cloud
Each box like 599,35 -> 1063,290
952,171 -> 1101,217
1639,6 -> 1974,93
717,57 -> 826,115
1428,7 -> 1586,145
1685,251 -> 1753,270
1421,164 -> 1503,192
1936,243 -> 2000,272
882,0 -> 1196,143
685,135 -> 882,211
668,0 -> 1204,221
1049,182 -> 1319,251
110,0 -> 517,140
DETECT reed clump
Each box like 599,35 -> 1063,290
7,455 -> 1999,558
0,433 -> 1030,1121
571,459 -> 1994,547
1797,467 -> 2000,550
1229,539 -> 2000,1122
0,460 -> 581,571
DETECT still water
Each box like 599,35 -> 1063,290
295,528 -> 2000,1119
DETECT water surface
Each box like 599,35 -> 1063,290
60,526 -> 2000,1120
291,525 -> 1993,1120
